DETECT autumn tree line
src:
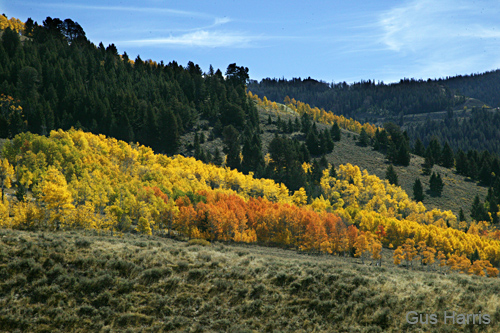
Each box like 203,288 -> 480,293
0,129 -> 500,278
251,92 -> 500,228
1,16 -> 500,278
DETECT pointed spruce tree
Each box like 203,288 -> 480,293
386,165 -> 399,186
331,122 -> 341,141
441,142 -> 454,168
358,127 -> 370,147
222,125 -> 241,170
413,178 -> 424,202
429,172 -> 444,196
413,138 -> 425,156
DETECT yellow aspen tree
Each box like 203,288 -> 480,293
371,239 -> 382,266
0,158 -> 14,202
354,232 -> 369,264
291,187 -> 308,207
0,199 -> 9,227
10,201 -> 42,229
70,201 -> 97,230
136,217 -> 152,236
40,166 -> 75,230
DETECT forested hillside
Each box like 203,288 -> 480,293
406,107 -> 500,156
440,70 -> 500,108
3,14 -> 500,331
0,16 -> 256,157
247,77 -> 463,118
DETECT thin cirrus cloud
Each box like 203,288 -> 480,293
375,0 -> 500,79
378,0 -> 500,53
35,2 -> 212,19
122,30 -> 261,48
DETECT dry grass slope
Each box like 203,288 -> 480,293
0,229 -> 499,332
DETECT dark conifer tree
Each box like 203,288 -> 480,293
331,122 -> 341,141
441,142 -> 454,168
413,178 -> 424,202
397,144 -> 411,166
413,138 -> 425,156
287,118 -> 294,133
471,194 -> 489,222
468,158 -> 479,180
428,137 -> 442,165
429,172 -> 444,196
300,143 -> 311,163
294,117 -> 301,132
158,108 -> 180,155
422,150 -> 434,175
329,164 -> 336,178
306,131 -> 320,155
455,149 -> 468,175
222,125 -> 240,170
301,113 -> 312,133
486,187 -> 499,225
310,159 -> 323,184
212,147 -> 223,166
319,155 -> 328,169
479,162 -> 492,185
386,165 -> 399,186
358,127 -> 370,147
459,208 -> 466,222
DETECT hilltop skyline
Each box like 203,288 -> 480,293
3,0 -> 500,83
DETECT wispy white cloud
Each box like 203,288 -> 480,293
375,0 -> 500,79
214,17 -> 231,25
36,2 -> 211,18
121,30 -> 261,48
378,0 -> 500,52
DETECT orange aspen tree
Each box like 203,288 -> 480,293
421,247 -> 436,271
469,260 -> 488,277
393,246 -> 404,266
436,251 -> 447,273
402,239 -> 418,269
486,265 -> 499,278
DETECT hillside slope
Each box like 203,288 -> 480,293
182,97 -> 488,218
1,228 -> 499,332
254,104 -> 488,218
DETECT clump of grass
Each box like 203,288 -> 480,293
187,268 -> 208,282
187,239 -> 211,247
175,261 -> 189,272
75,239 -> 92,248
139,267 -> 172,284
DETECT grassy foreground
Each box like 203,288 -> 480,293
1,229 -> 499,332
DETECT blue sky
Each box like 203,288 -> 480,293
3,0 -> 500,83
